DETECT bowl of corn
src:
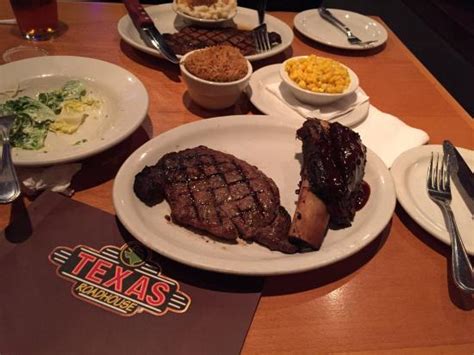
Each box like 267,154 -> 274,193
280,55 -> 359,105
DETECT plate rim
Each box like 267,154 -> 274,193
0,55 -> 149,167
294,8 -> 388,50
117,4 -> 294,62
113,115 -> 396,275
248,63 -> 369,127
391,144 -> 474,255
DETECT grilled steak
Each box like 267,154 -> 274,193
296,120 -> 367,227
134,146 -> 297,254
162,26 -> 282,56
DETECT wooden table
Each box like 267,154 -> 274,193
1,1 -> 473,353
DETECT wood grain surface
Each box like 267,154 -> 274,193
1,1 -> 473,353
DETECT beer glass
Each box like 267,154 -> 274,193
9,0 -> 58,40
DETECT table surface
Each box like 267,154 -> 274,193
1,1 -> 474,353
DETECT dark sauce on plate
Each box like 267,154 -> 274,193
355,181 -> 370,210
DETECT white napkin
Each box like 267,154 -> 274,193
265,82 -> 370,120
264,81 -> 429,168
17,163 -> 82,197
353,106 -> 429,167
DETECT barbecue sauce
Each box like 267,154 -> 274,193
355,181 -> 370,210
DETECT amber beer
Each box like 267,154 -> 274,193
10,0 -> 58,40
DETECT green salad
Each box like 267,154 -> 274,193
0,80 -> 101,150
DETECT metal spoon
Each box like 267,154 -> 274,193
0,115 -> 21,204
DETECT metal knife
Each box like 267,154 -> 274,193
443,140 -> 474,216
123,0 -> 179,64
318,7 -> 349,31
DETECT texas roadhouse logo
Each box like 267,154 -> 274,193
49,242 -> 191,317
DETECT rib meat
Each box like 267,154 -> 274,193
289,120 -> 367,250
162,26 -> 282,56
134,146 -> 297,254
297,120 -> 367,227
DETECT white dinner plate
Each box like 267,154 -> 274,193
0,56 -> 148,166
391,145 -> 474,255
294,8 -> 388,50
247,64 -> 369,127
117,4 -> 294,62
113,115 -> 396,275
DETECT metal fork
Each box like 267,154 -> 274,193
427,152 -> 474,293
0,115 -> 21,204
253,0 -> 271,52
318,7 -> 378,47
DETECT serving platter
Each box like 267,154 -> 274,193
113,115 -> 396,275
0,56 -> 148,167
294,8 -> 388,50
117,4 -> 294,62
391,145 -> 474,255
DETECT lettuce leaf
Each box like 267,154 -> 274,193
0,97 -> 55,150
0,80 -> 90,150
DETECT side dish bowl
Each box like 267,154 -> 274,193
180,50 -> 252,110
172,0 -> 237,25
280,56 -> 359,106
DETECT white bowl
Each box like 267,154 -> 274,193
280,56 -> 359,106
180,50 -> 252,110
172,0 -> 237,25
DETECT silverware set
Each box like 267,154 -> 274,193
318,7 -> 378,47
426,146 -> 474,293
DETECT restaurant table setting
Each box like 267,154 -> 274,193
1,0 -> 474,353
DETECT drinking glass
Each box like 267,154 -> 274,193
9,0 -> 58,41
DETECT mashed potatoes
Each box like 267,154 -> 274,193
175,0 -> 237,20
285,55 -> 350,94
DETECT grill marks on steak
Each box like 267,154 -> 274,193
162,26 -> 282,56
134,146 -> 297,254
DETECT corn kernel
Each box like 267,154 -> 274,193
285,55 -> 350,94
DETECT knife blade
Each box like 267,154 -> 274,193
443,140 -> 474,216
123,0 -> 179,64
319,7 -> 350,31
318,7 -> 350,34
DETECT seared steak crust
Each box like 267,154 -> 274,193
163,26 -> 282,56
134,146 -> 296,253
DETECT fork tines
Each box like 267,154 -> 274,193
427,152 -> 450,192
253,24 -> 271,53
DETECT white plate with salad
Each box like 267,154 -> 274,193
0,56 -> 148,166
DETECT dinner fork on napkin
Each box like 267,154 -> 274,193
265,81 -> 369,120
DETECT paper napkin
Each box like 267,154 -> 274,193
17,163 -> 82,196
264,82 -> 429,168
265,82 -> 370,120
353,106 -> 429,167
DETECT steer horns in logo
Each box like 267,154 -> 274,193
49,242 -> 191,317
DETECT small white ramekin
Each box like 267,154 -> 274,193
180,50 -> 253,110
280,56 -> 359,106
